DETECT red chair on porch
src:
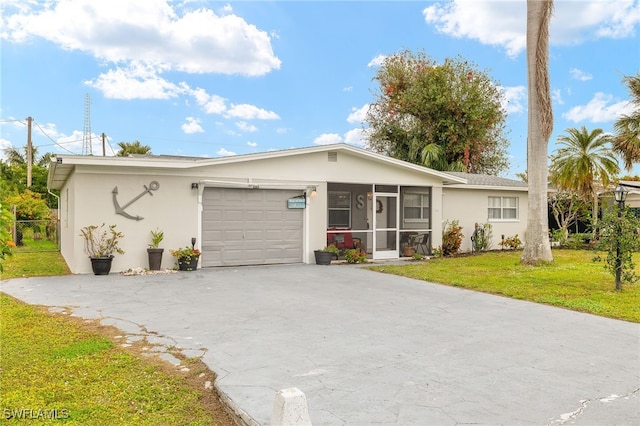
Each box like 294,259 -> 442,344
327,228 -> 362,253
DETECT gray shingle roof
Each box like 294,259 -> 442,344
445,171 -> 528,188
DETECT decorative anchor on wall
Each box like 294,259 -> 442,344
112,181 -> 160,221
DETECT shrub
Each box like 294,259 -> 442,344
499,234 -> 522,250
442,220 -> 463,256
592,208 -> 640,289
551,229 -> 568,247
566,233 -> 591,250
344,248 -> 367,264
471,223 -> 493,252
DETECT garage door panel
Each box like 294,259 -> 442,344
202,188 -> 303,267
244,230 -> 264,241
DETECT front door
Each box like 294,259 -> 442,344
373,192 -> 398,259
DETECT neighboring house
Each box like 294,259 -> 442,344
443,172 -> 529,252
47,144 -> 529,274
618,181 -> 640,215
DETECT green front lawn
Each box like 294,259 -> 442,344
367,249 -> 640,323
1,251 -> 70,279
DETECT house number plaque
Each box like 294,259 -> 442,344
112,181 -> 159,221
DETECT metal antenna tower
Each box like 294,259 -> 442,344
82,93 -> 92,155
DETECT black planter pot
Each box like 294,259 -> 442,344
178,255 -> 199,271
314,250 -> 336,265
147,248 -> 164,271
90,256 -> 114,275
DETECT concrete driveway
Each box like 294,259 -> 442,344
1,264 -> 639,425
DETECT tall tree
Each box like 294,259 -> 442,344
613,73 -> 640,170
1,146 -> 56,207
116,141 -> 152,157
3,145 -> 51,167
521,0 -> 554,265
366,50 -> 509,175
550,126 -> 619,200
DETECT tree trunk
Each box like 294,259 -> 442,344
521,0 -> 554,265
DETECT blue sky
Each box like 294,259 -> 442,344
1,0 -> 638,179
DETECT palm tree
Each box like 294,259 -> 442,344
116,141 -> 152,157
550,126 -> 620,200
2,145 -> 51,167
613,73 -> 640,170
522,0 -> 554,265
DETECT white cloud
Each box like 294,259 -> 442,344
552,89 -> 564,105
423,1 -> 525,57
247,141 -> 257,147
190,88 -> 227,114
343,128 -> 367,147
182,117 -> 203,134
0,138 -> 14,160
217,148 -> 237,156
2,0 -> 281,76
85,62 -> 184,100
368,54 -> 386,67
314,129 -> 367,147
562,92 -> 632,123
343,86 -> 353,92
236,121 -> 258,132
276,127 -> 290,134
56,130 -> 89,155
225,104 -> 279,120
500,86 -> 526,114
423,0 -> 640,58
347,104 -> 370,124
313,133 -> 342,145
570,68 -> 593,81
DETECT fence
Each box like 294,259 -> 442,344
12,219 -> 60,252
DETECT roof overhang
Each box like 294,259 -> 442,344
47,143 -> 467,190
444,184 -> 528,192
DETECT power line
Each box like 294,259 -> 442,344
33,120 -> 77,154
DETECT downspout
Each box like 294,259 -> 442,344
48,190 -> 61,250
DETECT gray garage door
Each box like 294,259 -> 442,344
201,187 -> 304,267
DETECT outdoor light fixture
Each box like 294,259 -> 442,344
614,184 -> 629,207
613,184 -> 628,292
310,187 -> 317,198
191,182 -> 199,190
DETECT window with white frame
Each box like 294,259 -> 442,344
488,196 -> 518,220
403,192 -> 430,224
328,191 -> 351,227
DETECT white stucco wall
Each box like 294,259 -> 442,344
63,167 -> 201,274
442,187 -> 529,253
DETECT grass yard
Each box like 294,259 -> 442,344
367,249 -> 640,323
1,253 -> 236,425
1,251 -> 70,279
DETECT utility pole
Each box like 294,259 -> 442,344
102,132 -> 106,156
26,116 -> 33,187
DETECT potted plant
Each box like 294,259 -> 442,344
402,244 -> 415,257
314,244 -> 340,265
171,245 -> 201,271
147,228 -> 164,270
79,224 -> 124,275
